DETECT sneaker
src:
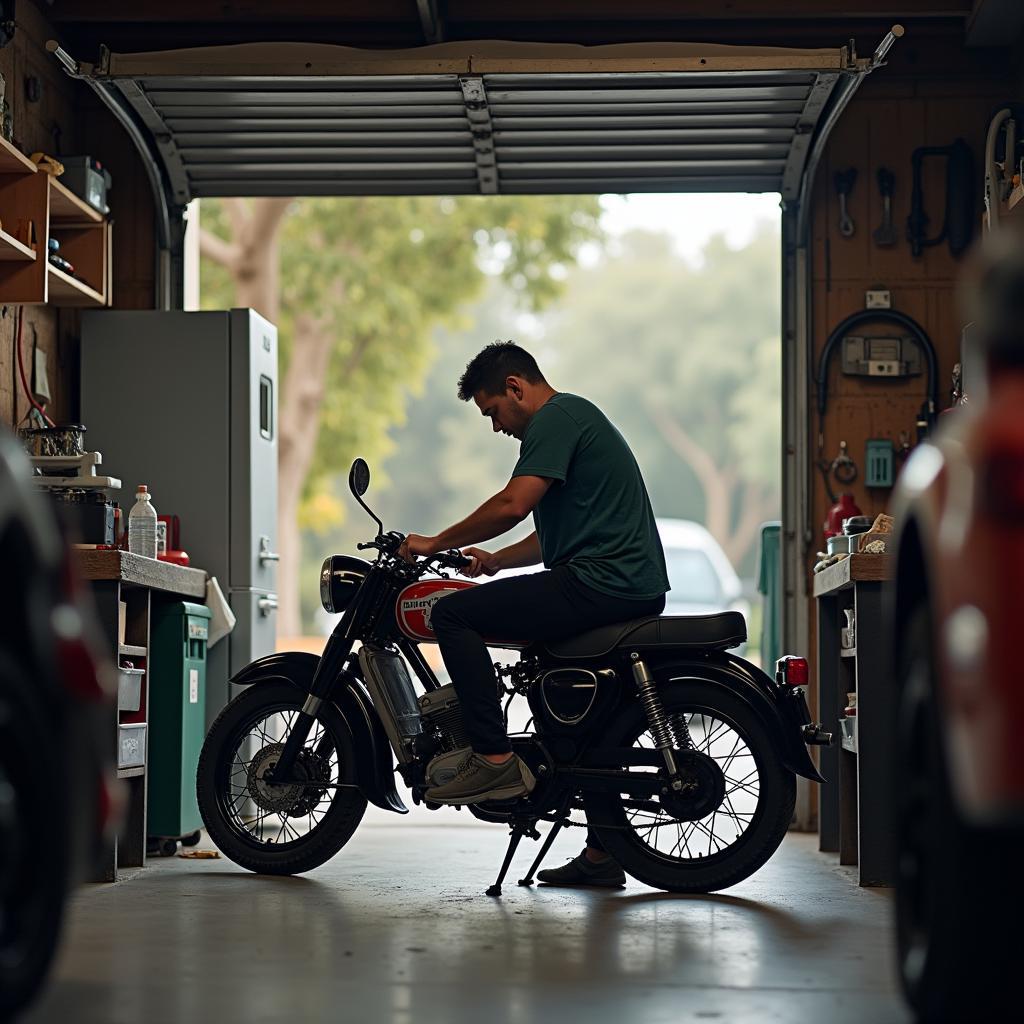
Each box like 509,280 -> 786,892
537,849 -> 626,888
425,751 -> 535,805
425,745 -> 473,788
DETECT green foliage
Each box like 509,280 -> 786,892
355,221 -> 781,585
201,194 -> 603,626
201,195 -> 601,518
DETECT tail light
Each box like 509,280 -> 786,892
776,655 -> 809,687
981,449 -> 1024,521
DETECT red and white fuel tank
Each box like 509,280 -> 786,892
394,579 -> 528,648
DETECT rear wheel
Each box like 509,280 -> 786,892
583,680 -> 795,893
197,682 -> 367,875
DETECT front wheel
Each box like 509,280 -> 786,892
583,680 -> 796,893
197,682 -> 367,875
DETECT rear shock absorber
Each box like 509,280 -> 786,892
630,653 -> 684,791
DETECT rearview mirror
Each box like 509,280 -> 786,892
349,458 -> 370,497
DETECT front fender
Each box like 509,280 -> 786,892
647,651 -> 827,783
232,652 -> 408,814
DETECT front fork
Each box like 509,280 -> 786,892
269,632 -> 353,782
630,653 -> 692,794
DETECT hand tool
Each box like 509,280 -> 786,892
835,168 -> 857,237
873,168 -> 897,247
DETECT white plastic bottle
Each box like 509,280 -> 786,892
128,485 -> 158,559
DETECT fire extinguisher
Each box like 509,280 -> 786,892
823,493 -> 862,541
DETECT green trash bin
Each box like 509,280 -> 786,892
147,601 -> 212,840
756,522 -> 782,672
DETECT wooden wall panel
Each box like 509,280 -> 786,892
0,3 -> 158,432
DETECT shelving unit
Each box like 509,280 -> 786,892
72,549 -> 207,882
0,135 -> 111,307
814,554 -> 895,886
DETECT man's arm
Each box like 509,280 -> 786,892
400,476 -> 551,559
495,532 -> 543,570
462,532 -> 542,578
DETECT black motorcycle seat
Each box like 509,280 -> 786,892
542,611 -> 747,660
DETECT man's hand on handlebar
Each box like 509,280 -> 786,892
397,533 -> 437,563
460,547 -> 501,578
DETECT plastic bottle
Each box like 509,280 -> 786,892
128,485 -> 158,559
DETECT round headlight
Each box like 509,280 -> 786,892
319,555 -> 370,614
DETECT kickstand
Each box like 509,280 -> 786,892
486,822 -> 538,897
518,817 -> 568,887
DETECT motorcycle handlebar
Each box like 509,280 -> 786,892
434,549 -> 472,570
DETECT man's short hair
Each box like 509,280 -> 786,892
457,341 -> 546,401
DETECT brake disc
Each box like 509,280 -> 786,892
246,743 -> 333,816
657,750 -> 727,823
247,743 -> 304,814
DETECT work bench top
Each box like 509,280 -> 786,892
812,553 -> 892,598
73,549 -> 208,599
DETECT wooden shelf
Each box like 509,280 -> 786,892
813,553 -> 892,597
119,644 -> 148,658
73,548 -> 207,599
49,178 -> 103,223
0,228 -> 36,262
47,262 -> 105,306
0,136 -> 37,175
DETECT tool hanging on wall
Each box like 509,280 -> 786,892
873,168 -> 898,247
984,107 -> 1020,233
831,441 -> 858,485
834,168 -> 857,237
906,138 -> 975,258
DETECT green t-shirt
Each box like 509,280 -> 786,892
511,393 -> 670,600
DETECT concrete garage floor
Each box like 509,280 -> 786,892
25,825 -> 909,1024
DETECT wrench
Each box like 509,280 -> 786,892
873,167 -> 897,247
835,168 -> 857,237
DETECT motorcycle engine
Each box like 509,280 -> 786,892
417,685 -> 471,784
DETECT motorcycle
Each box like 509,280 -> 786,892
197,459 -> 832,895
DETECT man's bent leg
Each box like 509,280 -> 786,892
430,592 -> 513,755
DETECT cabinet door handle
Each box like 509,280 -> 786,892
258,595 -> 278,616
258,536 -> 279,565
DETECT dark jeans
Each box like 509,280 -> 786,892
430,565 -> 666,852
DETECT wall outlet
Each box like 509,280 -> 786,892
865,288 -> 892,309
32,346 -> 51,403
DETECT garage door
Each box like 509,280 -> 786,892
67,40 -> 868,204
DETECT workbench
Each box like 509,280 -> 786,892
814,553 -> 895,886
74,549 -> 207,881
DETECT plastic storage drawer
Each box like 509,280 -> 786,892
117,667 -> 145,712
118,723 -> 147,768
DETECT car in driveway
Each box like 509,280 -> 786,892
656,518 -> 749,626
889,237 -> 1024,1022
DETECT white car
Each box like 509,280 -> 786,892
656,518 -> 750,631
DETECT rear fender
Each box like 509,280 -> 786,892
232,652 -> 408,813
645,651 -> 826,783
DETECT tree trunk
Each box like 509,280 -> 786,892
200,198 -> 299,631
276,314 -> 336,635
649,403 -> 773,569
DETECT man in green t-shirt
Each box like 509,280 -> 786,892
399,341 -> 668,886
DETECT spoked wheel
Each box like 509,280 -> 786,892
197,682 -> 366,875
583,680 -> 795,892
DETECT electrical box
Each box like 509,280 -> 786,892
841,335 -> 924,378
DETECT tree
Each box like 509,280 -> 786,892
199,196 -> 602,634
351,221 -> 781,591
545,225 -> 782,571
